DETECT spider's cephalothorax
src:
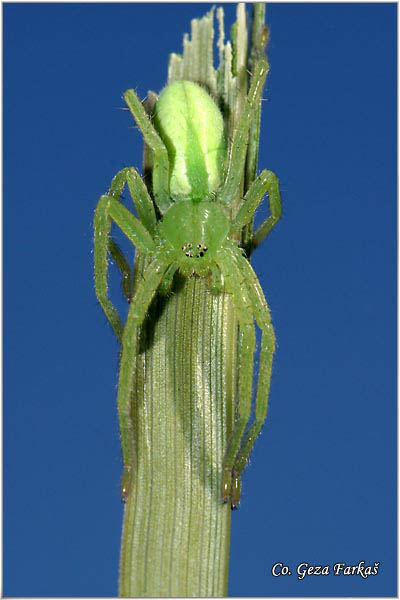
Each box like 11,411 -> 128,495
159,201 -> 229,277
94,57 -> 282,509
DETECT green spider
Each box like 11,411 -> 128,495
94,57 -> 281,509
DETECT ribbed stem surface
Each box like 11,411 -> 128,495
119,257 -> 237,597
118,5 -> 270,595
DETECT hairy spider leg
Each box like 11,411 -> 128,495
108,166 -> 158,236
107,167 -> 159,307
118,251 -> 171,501
217,251 -> 256,507
251,175 -> 281,250
106,168 -> 137,305
124,89 -> 172,216
94,194 -> 156,343
219,58 -> 269,208
108,166 -> 131,199
125,169 -> 158,236
229,248 -> 275,507
209,263 -> 224,295
232,169 -> 281,244
158,262 -> 179,296
95,197 -> 124,342
108,238 -> 132,303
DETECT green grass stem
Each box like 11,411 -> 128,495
118,4 -> 269,596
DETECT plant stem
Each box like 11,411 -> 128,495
119,4 -> 268,596
119,258 -> 236,596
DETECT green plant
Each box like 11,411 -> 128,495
94,3 -> 281,596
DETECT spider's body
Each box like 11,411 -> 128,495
94,57 -> 282,509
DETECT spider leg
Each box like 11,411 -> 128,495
94,194 -> 156,342
209,263 -> 224,295
158,262 -> 179,296
126,169 -> 158,237
108,166 -> 131,199
217,252 -> 256,508
232,169 -> 281,250
100,167 -> 157,310
251,188 -> 282,251
107,169 -> 139,305
118,252 -> 171,501
219,58 -> 269,207
108,239 -> 132,303
124,89 -> 172,216
230,249 -> 275,507
108,167 -> 158,236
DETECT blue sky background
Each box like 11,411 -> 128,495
4,3 -> 396,597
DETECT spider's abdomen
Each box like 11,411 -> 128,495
160,201 -> 229,271
153,81 -> 226,203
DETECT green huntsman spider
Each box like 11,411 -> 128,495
94,57 -> 282,509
